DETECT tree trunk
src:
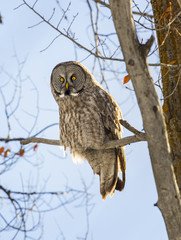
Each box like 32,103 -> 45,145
151,0 -> 181,193
109,0 -> 181,239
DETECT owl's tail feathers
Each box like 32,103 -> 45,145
85,148 -> 126,200
115,175 -> 125,191
115,147 -> 126,192
85,149 -> 117,200
100,148 -> 126,199
100,160 -> 118,200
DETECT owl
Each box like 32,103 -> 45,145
50,61 -> 126,199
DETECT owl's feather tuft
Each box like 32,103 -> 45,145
71,151 -> 85,164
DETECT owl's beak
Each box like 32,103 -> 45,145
65,82 -> 70,95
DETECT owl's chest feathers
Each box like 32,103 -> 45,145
58,94 -> 105,150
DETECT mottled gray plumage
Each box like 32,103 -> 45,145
50,61 -> 126,199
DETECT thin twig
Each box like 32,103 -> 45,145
21,0 -> 124,62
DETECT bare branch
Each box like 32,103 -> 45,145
0,118 -> 146,148
21,0 -> 124,62
94,0 -> 110,8
20,137 -> 60,146
119,119 -> 145,137
103,135 -> 146,149
133,11 -> 153,19
27,135 -> 145,147
19,133 -> 146,149
0,182 -> 90,238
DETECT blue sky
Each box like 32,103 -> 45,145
0,1 -> 168,239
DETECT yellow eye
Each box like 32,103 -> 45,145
71,76 -> 76,81
60,77 -> 64,82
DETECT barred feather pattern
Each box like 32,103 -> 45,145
50,61 -> 126,199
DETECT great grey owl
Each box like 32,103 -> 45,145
50,61 -> 126,199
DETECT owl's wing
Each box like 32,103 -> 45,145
95,86 -> 126,197
95,86 -> 123,140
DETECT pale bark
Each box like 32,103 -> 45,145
109,0 -> 181,239
0,120 -> 146,147
19,119 -> 146,147
19,134 -> 146,148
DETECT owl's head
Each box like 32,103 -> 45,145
51,61 -> 94,100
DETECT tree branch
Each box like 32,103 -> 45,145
119,119 -> 145,137
20,137 -> 60,146
94,0 -> 110,8
18,134 -> 146,148
0,120 -> 146,148
20,0 -> 124,62
103,135 -> 146,149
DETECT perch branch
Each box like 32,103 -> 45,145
1,135 -> 146,148
19,135 -> 146,148
20,137 -> 60,146
0,120 -> 146,148
102,135 -> 146,149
